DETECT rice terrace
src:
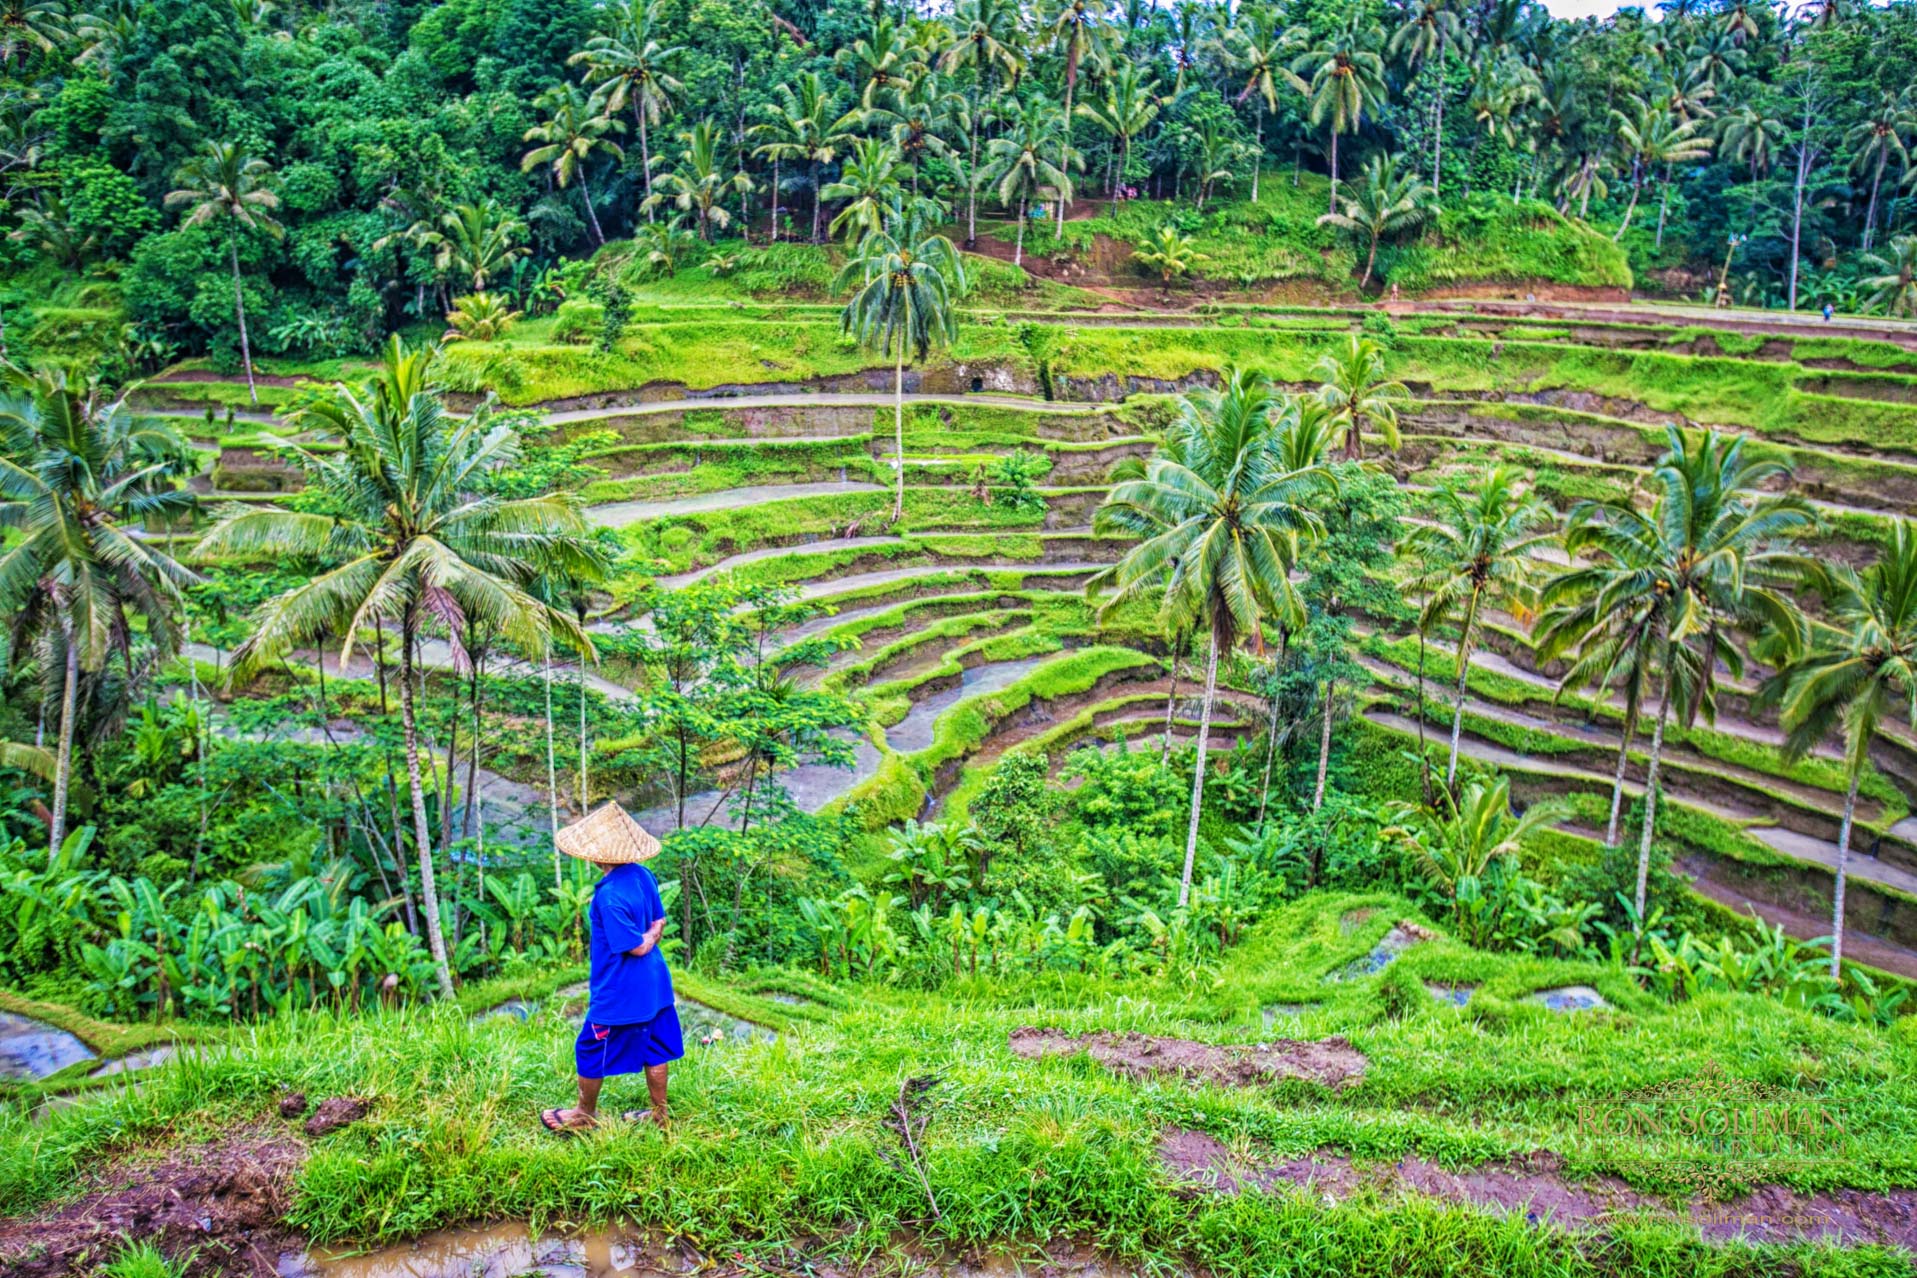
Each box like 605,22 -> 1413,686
6,0 -> 1917,1274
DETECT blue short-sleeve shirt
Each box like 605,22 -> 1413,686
587,863 -> 674,1025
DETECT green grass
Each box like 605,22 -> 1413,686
4,893 -> 1915,1275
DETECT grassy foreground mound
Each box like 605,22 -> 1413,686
3,896 -> 1914,1276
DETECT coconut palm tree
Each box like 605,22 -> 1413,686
982,97 -> 1074,266
942,0 -> 1025,243
521,82 -> 625,246
1132,224 -> 1208,287
1077,61 -> 1160,211
0,366 -> 198,862
1314,334 -> 1406,461
750,72 -> 861,245
1382,776 -> 1567,942
164,141 -> 281,407
1291,22 -> 1389,212
1609,96 -> 1713,242
1226,7 -> 1305,203
1862,236 -> 1917,317
1546,429 -> 1816,923
1088,367 -> 1332,907
1846,92 -> 1913,251
1761,523 -> 1917,979
434,200 -> 529,293
196,338 -> 605,998
837,211 -> 966,524
1390,0 -> 1472,195
645,117 -> 752,242
1316,152 -> 1436,289
1404,466 -> 1557,788
823,138 -> 908,244
1044,0 -> 1109,229
569,0 -> 683,214
840,16 -> 923,110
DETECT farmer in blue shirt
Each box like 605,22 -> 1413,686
542,804 -> 684,1135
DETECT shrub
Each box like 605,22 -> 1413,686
551,297 -> 605,345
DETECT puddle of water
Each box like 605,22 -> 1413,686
1526,985 -> 1609,1012
89,1044 -> 177,1078
1325,924 -> 1428,983
0,1011 -> 97,1080
1425,982 -> 1477,1007
886,657 -> 1050,753
1260,1003 -> 1317,1031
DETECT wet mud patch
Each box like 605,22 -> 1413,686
1010,1027 -> 1367,1091
1159,1127 -> 1917,1250
0,1128 -> 302,1277
304,1096 -> 371,1137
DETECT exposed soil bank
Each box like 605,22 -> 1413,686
1159,1126 -> 1917,1251
1009,1027 -> 1367,1091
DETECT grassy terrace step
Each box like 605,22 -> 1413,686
832,645 -> 1162,829
648,531 -> 1129,595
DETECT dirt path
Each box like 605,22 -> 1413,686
1683,861 -> 1917,980
544,390 -> 1088,424
585,480 -> 886,526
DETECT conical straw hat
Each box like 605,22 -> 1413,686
555,802 -> 662,864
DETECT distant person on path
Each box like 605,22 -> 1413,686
1823,301 -> 1835,322
541,803 -> 682,1135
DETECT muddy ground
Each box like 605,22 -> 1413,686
1159,1126 -> 1917,1251
1009,1028 -> 1368,1091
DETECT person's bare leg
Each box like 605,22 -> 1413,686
645,1064 -> 668,1127
558,1075 -> 602,1128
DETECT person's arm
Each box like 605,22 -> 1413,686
626,917 -> 667,958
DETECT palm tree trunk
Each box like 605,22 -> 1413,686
400,614 -> 456,999
1313,678 -> 1334,811
1361,232 -> 1378,290
1057,63 -> 1076,233
966,81 -> 983,246
769,157 -> 781,242
1014,196 -> 1026,266
1328,127 -> 1340,214
1863,159 -> 1883,251
1431,41 -> 1446,199
1251,106 -> 1263,203
578,658 -> 589,814
1634,679 -> 1673,924
892,346 -> 905,523
545,647 -> 561,888
1446,596 -> 1481,786
1612,175 -> 1641,242
1653,165 -> 1671,249
812,159 -> 825,243
1416,630 -> 1431,804
1177,627 -> 1221,908
1256,679 -> 1280,832
1788,123 -> 1812,310
1160,631 -> 1181,766
1113,136 -> 1130,214
578,168 -> 607,245
230,235 -> 259,407
48,633 -> 78,865
638,107 -> 655,218
1829,767 -> 1860,980
1605,713 -> 1635,848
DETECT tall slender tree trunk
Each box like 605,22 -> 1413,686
1863,161 -> 1883,251
1830,769 -> 1860,980
1177,626 -> 1221,908
1328,127 -> 1340,214
1416,631 -> 1431,804
400,615 -> 456,999
1787,108 -> 1813,311
1612,175 -> 1642,242
1430,41 -> 1446,198
578,659 -> 589,814
966,80 -> 983,246
1014,196 -> 1026,266
1312,678 -> 1334,811
1605,711 -> 1636,848
638,108 -> 655,219
812,159 -> 825,243
1445,596 -> 1481,786
578,169 -> 607,245
545,647 -> 561,888
1653,165 -> 1671,249
769,157 -> 781,242
230,235 -> 259,407
1160,631 -> 1181,765
1251,106 -> 1263,203
892,346 -> 906,523
1256,674 -> 1280,832
1057,57 -> 1077,233
48,633 -> 78,865
1633,677 -> 1673,924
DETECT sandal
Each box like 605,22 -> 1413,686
540,1107 -> 595,1136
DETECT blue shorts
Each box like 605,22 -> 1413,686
574,1006 -> 685,1078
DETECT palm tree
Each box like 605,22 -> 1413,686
823,138 -> 908,245
434,200 -> 529,292
1862,236 -> 1917,317
1609,96 -> 1712,242
1404,466 -> 1556,788
837,213 -> 966,524
164,142 -> 282,406
942,0 -> 1025,243
1718,101 -> 1785,233
1292,22 -> 1389,213
0,366 -> 198,861
521,82 -> 625,246
751,72 -> 860,245
1088,367 -> 1331,907
1314,334 -> 1406,461
0,0 -> 68,65
1390,0 -> 1471,196
1762,523 -> 1917,979
1044,0 -> 1108,230
1316,152 -> 1436,289
1547,429 -> 1816,923
1226,7 -> 1305,203
569,0 -> 683,215
1132,225 -> 1208,287
1188,116 -> 1248,211
646,117 -> 752,242
840,16 -> 922,110
1383,777 -> 1566,942
1077,62 -> 1159,211
982,97 -> 1074,266
196,339 -> 605,998
1848,93 -> 1915,251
